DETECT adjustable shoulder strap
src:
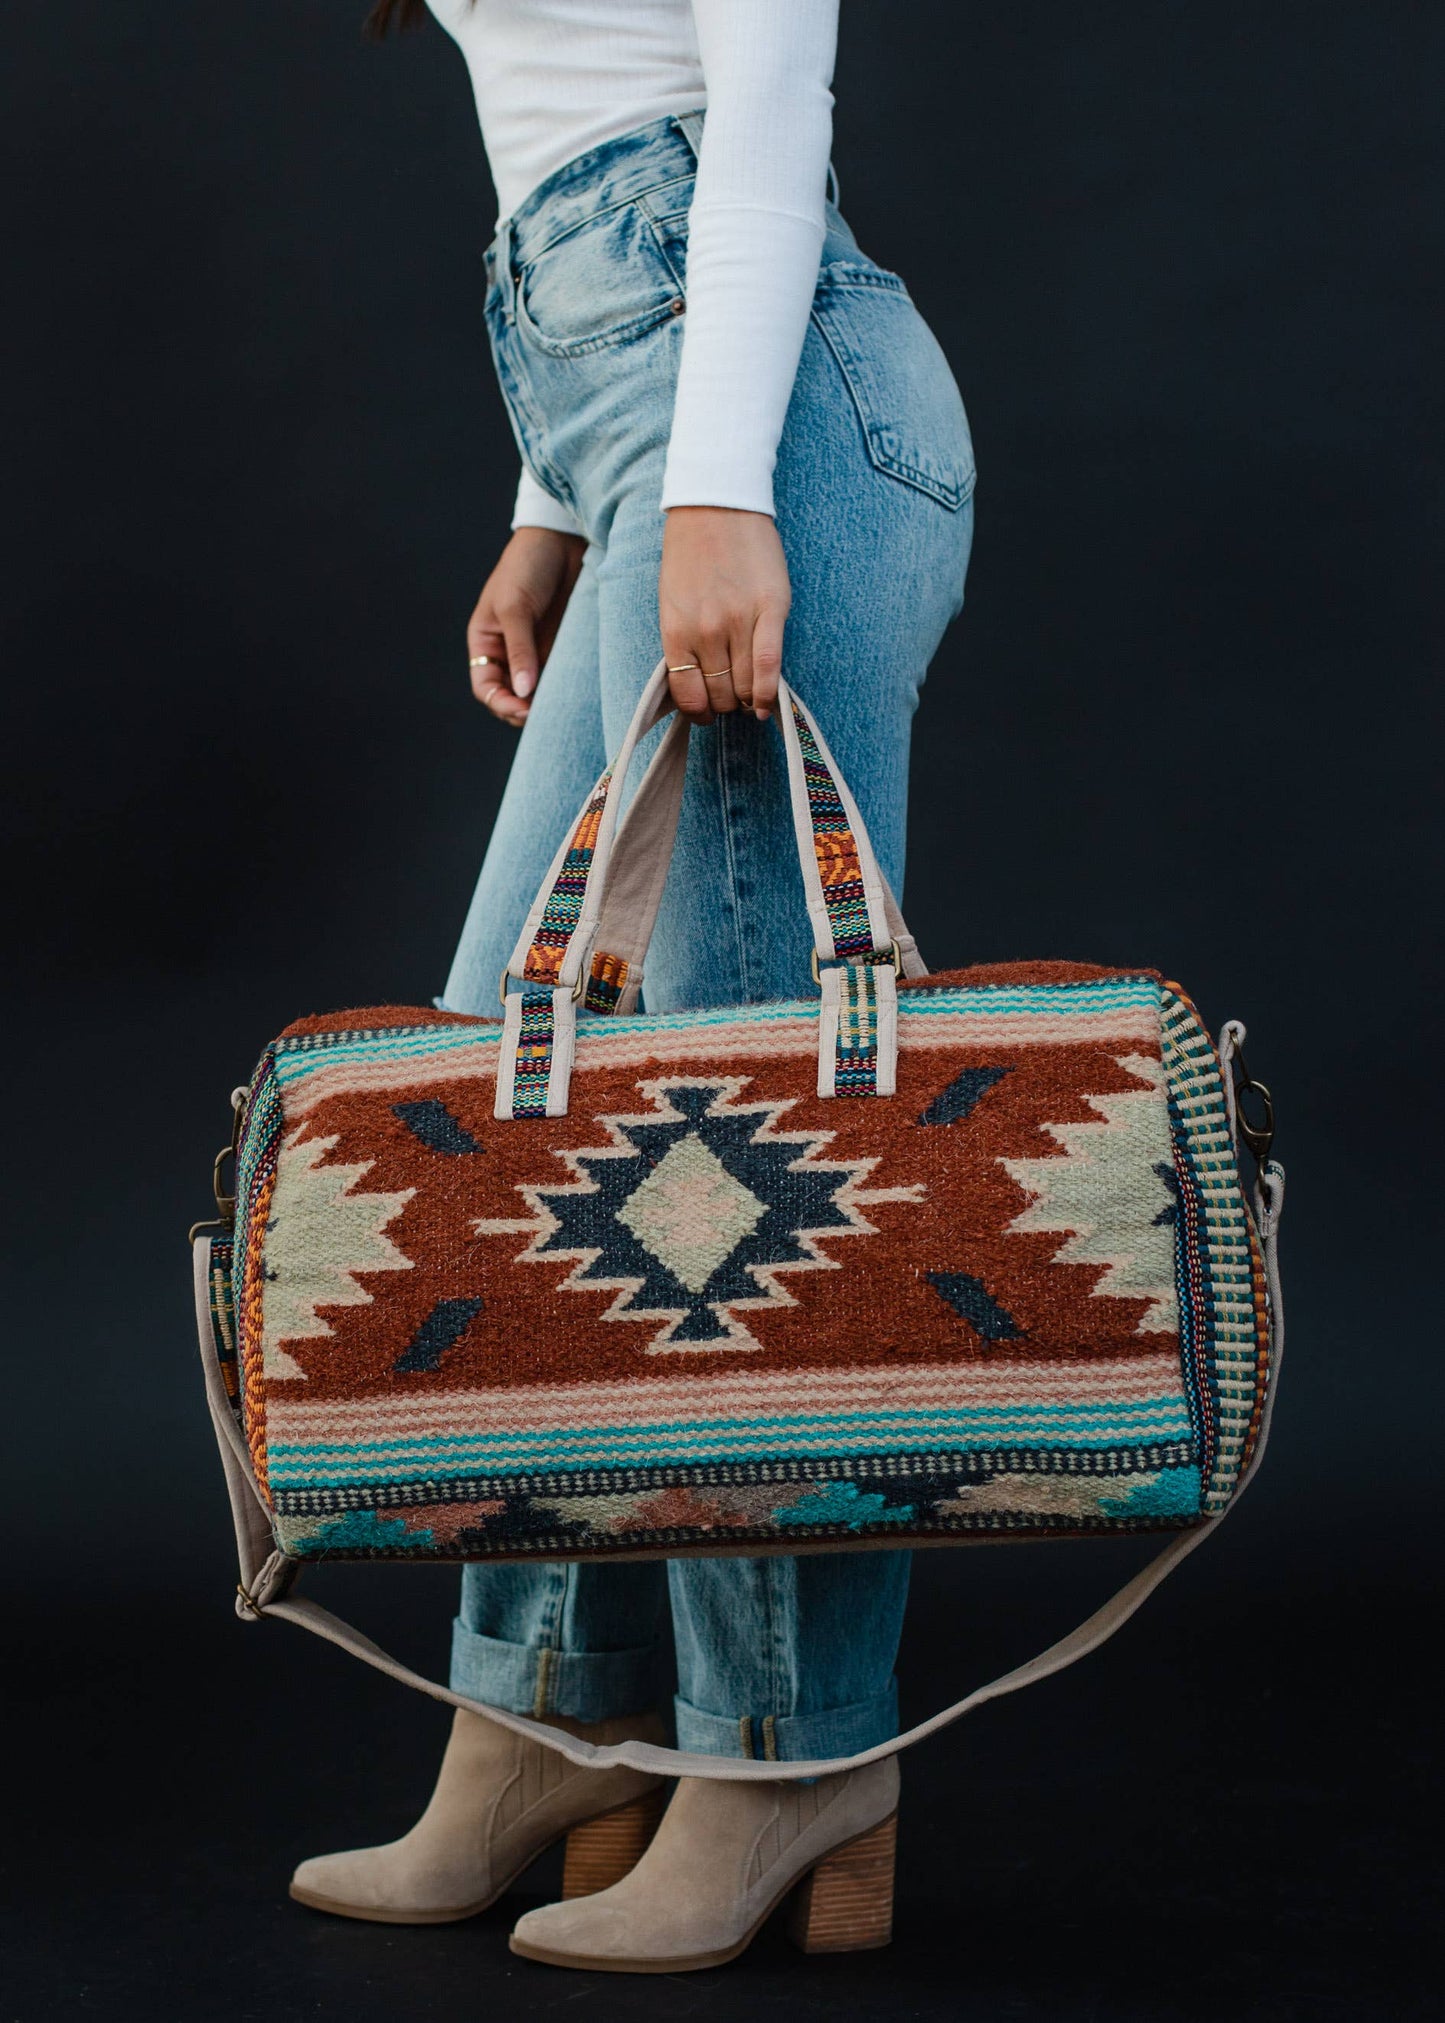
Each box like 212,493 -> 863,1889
195,1165 -> 1284,1783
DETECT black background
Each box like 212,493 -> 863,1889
4,3 -> 1440,2017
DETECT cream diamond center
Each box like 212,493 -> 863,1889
615,1131 -> 766,1292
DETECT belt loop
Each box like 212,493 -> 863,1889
676,108 -> 705,162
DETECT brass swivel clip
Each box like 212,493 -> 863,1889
1229,1041 -> 1276,1171
188,1084 -> 248,1245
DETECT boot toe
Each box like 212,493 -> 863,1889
511,1893 -> 632,1963
290,1846 -> 391,1914
289,1843 -> 486,1923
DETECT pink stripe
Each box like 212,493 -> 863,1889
279,1005 -> 1160,1119
271,1356 -> 1185,1441
283,1042 -> 502,1117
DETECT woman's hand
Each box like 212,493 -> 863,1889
467,527 -> 587,728
659,507 -> 790,724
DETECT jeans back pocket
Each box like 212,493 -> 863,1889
515,201 -> 685,359
812,264 -> 975,510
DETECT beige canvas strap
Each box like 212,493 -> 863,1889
195,1164 -> 1283,1782
591,707 -> 926,1012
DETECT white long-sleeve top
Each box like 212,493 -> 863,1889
425,0 -> 839,532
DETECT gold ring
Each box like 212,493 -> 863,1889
469,654 -> 491,668
667,661 -> 701,674
703,666 -> 733,680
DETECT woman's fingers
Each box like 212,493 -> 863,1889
492,592 -> 540,700
750,600 -> 785,721
467,607 -> 529,728
468,581 -> 538,728
662,634 -> 714,724
696,622 -> 741,716
466,530 -> 588,732
658,507 -> 791,726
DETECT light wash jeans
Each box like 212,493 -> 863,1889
442,114 -> 975,1762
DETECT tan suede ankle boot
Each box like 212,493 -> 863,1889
508,1756 -> 900,1972
289,1707 -> 667,1924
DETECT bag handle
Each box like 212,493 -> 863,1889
493,662 -> 923,1118
193,1163 -> 1284,1783
585,709 -> 926,1016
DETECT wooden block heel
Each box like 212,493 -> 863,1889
786,1811 -> 897,1955
561,1789 -> 666,1900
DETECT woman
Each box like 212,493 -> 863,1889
290,0 -> 974,1972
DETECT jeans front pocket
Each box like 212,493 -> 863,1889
812,264 -> 975,510
515,200 -> 685,359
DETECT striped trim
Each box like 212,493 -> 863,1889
270,1441 -> 1199,1516
267,1386 -> 1195,1486
271,1355 -> 1187,1438
1160,985 -> 1271,1511
233,1056 -> 283,1496
264,984 -> 1165,1119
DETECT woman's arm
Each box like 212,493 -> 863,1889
659,0 -> 838,724
479,0 -> 839,730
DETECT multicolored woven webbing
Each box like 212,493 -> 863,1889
790,699 -> 877,958
832,961 -> 882,1095
583,949 -> 630,1014
510,989 -> 557,1117
521,768 -> 612,986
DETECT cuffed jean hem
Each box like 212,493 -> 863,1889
450,1616 -> 661,1723
672,1677 -> 900,1763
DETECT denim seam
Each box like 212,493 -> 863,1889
518,170 -> 697,264
534,1561 -> 570,1715
515,287 -> 683,362
489,331 -> 577,512
810,295 -> 974,510
714,721 -> 751,999
816,265 -> 910,300
764,1556 -> 787,1748
636,194 -> 690,295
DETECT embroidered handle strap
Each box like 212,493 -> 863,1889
817,960 -> 899,1097
590,703 -> 928,1019
497,667 -> 926,1116
784,695 -> 892,962
492,985 -> 577,1122
519,769 -> 613,988
502,660 -> 676,1000
193,1161 -> 1286,1782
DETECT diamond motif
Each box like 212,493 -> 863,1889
475,1076 -> 924,1353
616,1132 -> 766,1291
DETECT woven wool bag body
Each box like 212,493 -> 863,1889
193,663 -> 1284,1779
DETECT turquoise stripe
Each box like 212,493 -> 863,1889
899,985 -> 1157,1015
604,981 -> 1158,1038
270,978 -> 1161,1086
268,1407 -> 1193,1485
271,1397 -> 1191,1459
272,1025 -> 497,1083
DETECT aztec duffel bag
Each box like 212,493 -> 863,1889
192,661 -> 1285,1780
